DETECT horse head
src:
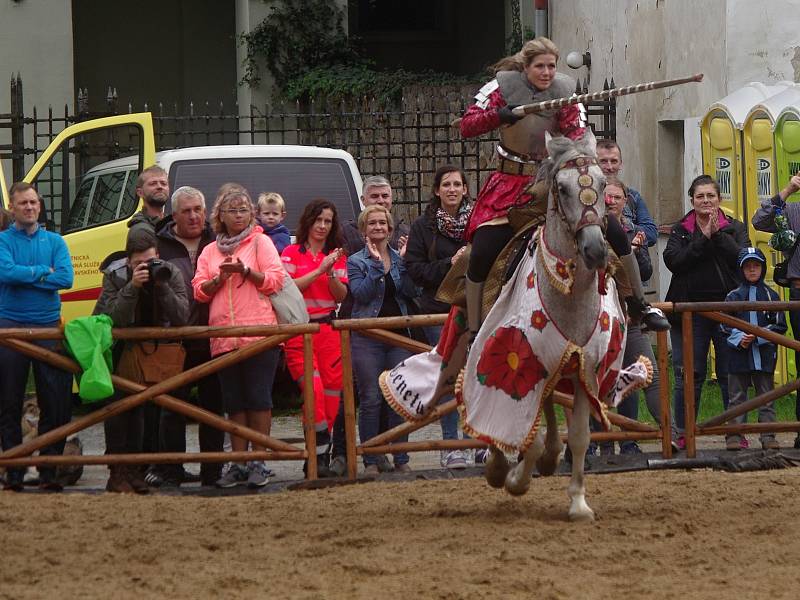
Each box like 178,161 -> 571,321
538,130 -> 607,271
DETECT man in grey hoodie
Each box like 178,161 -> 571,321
127,165 -> 170,244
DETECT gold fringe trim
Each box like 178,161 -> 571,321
379,370 -> 427,423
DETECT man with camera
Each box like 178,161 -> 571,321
154,186 -> 224,487
93,231 -> 188,493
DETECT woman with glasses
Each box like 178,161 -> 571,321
281,199 -> 348,477
192,184 -> 286,488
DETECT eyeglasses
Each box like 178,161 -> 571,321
223,208 -> 251,215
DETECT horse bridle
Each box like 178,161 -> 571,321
550,156 -> 605,234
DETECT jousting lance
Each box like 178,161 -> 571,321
451,73 -> 704,127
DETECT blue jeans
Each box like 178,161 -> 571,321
0,319 -> 73,481
424,325 -> 468,441
351,333 -> 411,466
670,313 -> 730,436
789,287 -> 800,421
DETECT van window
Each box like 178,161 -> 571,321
167,157 -> 360,232
63,169 -> 138,233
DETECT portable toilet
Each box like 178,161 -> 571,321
701,82 -> 792,221
775,101 -> 800,199
742,86 -> 800,385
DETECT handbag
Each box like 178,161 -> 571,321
255,238 -> 309,324
131,342 -> 186,384
269,270 -> 310,324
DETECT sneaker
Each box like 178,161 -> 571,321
739,437 -> 750,450
215,463 -> 248,488
181,468 -> 201,484
329,455 -> 347,477
363,464 -> 380,476
795,435 -> 800,449
3,468 -> 25,491
619,442 -> 643,455
474,448 -> 489,464
672,436 -> 686,452
599,442 -> 615,456
394,463 -> 412,473
246,461 -> 271,488
761,438 -> 780,450
443,450 -> 468,470
376,454 -> 395,473
726,436 -> 741,451
144,467 -> 164,488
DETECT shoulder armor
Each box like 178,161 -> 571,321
474,79 -> 499,109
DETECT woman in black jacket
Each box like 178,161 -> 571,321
405,164 -> 474,468
664,175 -> 750,449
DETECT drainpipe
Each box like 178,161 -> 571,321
534,0 -> 548,38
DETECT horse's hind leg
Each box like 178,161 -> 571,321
567,390 -> 595,522
536,398 -> 562,476
485,446 -> 510,488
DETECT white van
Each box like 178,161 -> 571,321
0,113 -> 364,321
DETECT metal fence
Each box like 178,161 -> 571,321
2,74 -> 615,221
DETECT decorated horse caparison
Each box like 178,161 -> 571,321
459,131 -> 648,521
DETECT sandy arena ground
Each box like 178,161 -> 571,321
1,467 -> 799,599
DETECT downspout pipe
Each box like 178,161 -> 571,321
534,0 -> 548,38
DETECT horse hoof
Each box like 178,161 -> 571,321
504,473 -> 530,496
568,508 -> 595,523
485,449 -> 510,489
536,453 -> 561,477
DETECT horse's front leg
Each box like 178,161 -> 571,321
504,425 -> 545,496
485,446 -> 511,488
567,389 -> 595,522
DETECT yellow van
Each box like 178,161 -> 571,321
0,113 -> 364,322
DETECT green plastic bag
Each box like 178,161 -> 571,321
64,314 -> 115,403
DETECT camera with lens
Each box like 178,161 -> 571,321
146,258 -> 171,285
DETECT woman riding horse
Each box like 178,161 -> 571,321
460,37 -> 669,337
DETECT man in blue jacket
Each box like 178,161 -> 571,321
596,139 -> 658,247
0,182 -> 74,491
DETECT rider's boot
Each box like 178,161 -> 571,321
619,253 -> 670,332
465,276 -> 485,351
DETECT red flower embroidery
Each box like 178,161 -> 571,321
527,270 -> 536,289
556,261 -> 569,280
599,317 -> 625,375
476,327 -> 547,400
530,309 -> 548,331
599,311 -> 610,332
439,306 -> 467,366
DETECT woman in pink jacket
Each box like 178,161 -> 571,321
192,185 -> 285,489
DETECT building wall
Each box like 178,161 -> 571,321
0,0 -> 74,179
550,0 -> 799,295
72,0 -> 237,114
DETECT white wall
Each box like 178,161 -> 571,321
551,0 -> 800,297
0,0 -> 74,182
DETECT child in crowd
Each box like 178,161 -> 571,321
722,247 -> 787,451
257,192 -> 291,254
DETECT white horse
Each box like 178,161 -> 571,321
460,131 -> 626,522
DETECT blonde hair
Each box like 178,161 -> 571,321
490,37 -> 560,74
210,185 -> 254,234
257,191 -> 286,213
357,205 -> 394,235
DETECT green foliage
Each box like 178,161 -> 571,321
240,0 -> 361,88
284,64 -> 476,103
241,0 -> 478,102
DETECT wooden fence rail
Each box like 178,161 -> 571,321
0,302 -> 797,482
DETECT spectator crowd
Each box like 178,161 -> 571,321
1,156 -> 799,493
